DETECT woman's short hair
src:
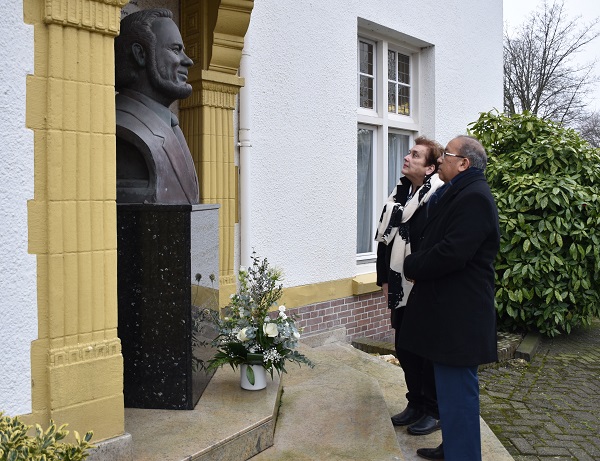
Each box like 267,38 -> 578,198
415,136 -> 444,172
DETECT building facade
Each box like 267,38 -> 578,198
0,0 -> 502,447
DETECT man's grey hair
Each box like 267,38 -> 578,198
456,135 -> 487,171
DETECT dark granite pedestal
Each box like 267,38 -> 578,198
117,203 -> 219,410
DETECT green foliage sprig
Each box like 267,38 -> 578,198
206,252 -> 314,383
469,111 -> 600,336
0,413 -> 94,461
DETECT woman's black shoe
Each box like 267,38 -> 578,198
391,406 -> 424,426
416,443 -> 444,460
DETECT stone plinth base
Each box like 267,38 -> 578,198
117,204 -> 219,410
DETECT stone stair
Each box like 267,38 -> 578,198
120,328 -> 514,460
124,366 -> 281,461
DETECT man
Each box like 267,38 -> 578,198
114,8 -> 199,204
399,135 -> 500,461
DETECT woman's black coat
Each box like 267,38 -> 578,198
397,170 -> 500,367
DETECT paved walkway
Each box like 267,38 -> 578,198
478,318 -> 600,461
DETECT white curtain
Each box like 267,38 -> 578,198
357,128 -> 374,253
388,133 -> 409,195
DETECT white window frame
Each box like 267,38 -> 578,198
356,30 -> 421,273
357,37 -> 377,114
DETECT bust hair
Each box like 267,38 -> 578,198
455,135 -> 488,170
114,8 -> 173,91
415,135 -> 444,173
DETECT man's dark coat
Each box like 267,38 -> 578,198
398,170 -> 500,367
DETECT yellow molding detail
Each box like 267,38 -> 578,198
280,278 -> 355,310
352,272 -> 380,295
49,338 -> 121,367
44,0 -> 128,36
276,275 -> 381,311
181,72 -> 243,110
209,0 -> 253,75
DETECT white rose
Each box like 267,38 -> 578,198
237,327 -> 250,341
278,305 -> 286,312
263,323 -> 279,337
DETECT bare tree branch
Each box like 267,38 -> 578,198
577,111 -> 600,147
504,0 -> 600,126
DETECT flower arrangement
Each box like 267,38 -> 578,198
206,253 -> 314,385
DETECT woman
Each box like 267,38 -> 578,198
375,135 -> 444,438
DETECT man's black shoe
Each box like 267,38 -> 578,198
407,415 -> 441,435
416,443 -> 444,460
391,407 -> 424,426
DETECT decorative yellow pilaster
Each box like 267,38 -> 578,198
180,0 -> 253,305
181,70 -> 243,304
24,0 -> 127,441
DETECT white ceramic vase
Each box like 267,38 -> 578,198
240,364 -> 267,390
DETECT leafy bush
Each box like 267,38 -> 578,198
469,111 -> 600,336
0,412 -> 94,461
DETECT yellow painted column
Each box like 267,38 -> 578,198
180,71 -> 243,304
24,0 -> 127,441
180,0 -> 252,305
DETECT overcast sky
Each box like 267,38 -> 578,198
503,0 -> 600,111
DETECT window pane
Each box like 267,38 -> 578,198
388,133 -> 410,194
398,85 -> 410,115
387,82 -> 396,113
388,50 -> 396,80
359,41 -> 373,74
360,76 -> 374,109
397,53 -> 410,84
357,128 -> 374,253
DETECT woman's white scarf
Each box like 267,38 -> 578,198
375,173 -> 444,308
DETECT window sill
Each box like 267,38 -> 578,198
352,272 -> 381,295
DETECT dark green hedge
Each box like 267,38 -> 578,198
469,111 -> 600,336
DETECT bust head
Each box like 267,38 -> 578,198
115,9 -> 193,107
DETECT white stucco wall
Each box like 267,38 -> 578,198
241,0 -> 503,288
0,1 -> 36,415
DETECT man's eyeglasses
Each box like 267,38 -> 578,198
442,151 -> 466,159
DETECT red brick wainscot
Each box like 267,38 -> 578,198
289,291 -> 392,341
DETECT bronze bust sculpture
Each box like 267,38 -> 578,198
115,8 -> 199,204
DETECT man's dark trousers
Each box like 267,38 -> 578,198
434,363 -> 481,461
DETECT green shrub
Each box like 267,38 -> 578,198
469,111 -> 600,336
0,412 -> 94,461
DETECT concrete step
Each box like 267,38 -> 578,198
254,329 -> 514,461
122,328 -> 514,461
251,342 -> 404,461
124,366 -> 282,461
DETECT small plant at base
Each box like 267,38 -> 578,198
206,252 -> 314,384
0,412 -> 94,461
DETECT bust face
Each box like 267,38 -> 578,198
147,17 -> 193,106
